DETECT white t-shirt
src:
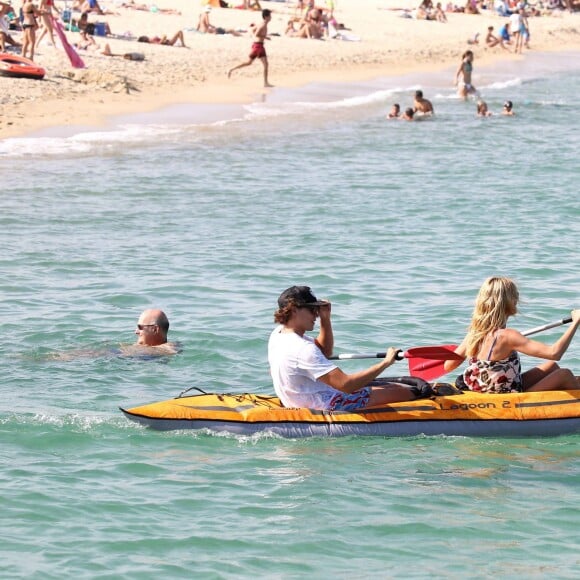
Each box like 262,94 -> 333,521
268,325 -> 339,409
510,12 -> 522,33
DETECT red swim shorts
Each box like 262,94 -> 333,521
249,42 -> 267,60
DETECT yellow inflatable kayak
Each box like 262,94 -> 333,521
121,388 -> 580,438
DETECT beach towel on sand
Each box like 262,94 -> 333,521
52,16 -> 86,68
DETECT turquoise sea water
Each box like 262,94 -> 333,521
1,52 -> 579,577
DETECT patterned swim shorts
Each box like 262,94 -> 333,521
328,387 -> 371,412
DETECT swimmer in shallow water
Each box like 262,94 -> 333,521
386,103 -> 400,119
476,100 -> 492,117
455,50 -> 478,100
413,90 -> 434,115
502,100 -> 515,116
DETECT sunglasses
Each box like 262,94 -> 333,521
137,323 -> 157,331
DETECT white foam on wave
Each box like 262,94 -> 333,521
0,409 -> 138,431
482,77 -> 523,91
434,76 -> 522,101
244,86 -> 408,118
0,123 -> 186,159
0,86 -> 412,158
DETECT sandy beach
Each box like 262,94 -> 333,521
1,0 -> 579,139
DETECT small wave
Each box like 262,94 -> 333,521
0,123 -> 186,159
481,77 -> 523,91
0,86 -> 413,160
244,86 -> 409,118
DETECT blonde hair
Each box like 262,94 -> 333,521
464,277 -> 519,357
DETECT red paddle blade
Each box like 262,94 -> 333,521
404,345 -> 461,381
404,345 -> 461,361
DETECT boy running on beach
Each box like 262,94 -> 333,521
227,8 -> 273,88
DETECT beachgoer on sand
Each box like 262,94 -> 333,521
197,6 -> 243,36
75,11 -> 112,38
509,9 -> 523,53
101,42 -> 145,60
417,0 -> 435,20
78,0 -> 104,15
285,18 -> 300,36
512,8 -> 530,53
464,0 -> 479,14
227,8 -> 273,88
485,25 -> 509,51
495,0 -> 512,17
21,0 -> 40,61
467,32 -> 479,45
0,1 -> 21,51
498,21 -> 512,48
238,0 -> 262,10
303,8 -> 325,39
435,2 -> 447,22
286,11 -> 325,39
137,30 -> 187,47
121,1 -> 181,14
35,0 -> 59,48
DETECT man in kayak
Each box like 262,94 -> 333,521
268,286 -> 430,411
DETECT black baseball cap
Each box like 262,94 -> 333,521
277,286 -> 326,309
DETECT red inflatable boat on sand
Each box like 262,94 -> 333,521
0,53 -> 45,80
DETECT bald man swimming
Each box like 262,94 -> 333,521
126,308 -> 180,355
49,308 -> 180,360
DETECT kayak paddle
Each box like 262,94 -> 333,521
330,345 -> 463,381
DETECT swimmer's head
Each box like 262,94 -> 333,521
504,100 -> 513,111
415,90 -> 423,99
405,108 -> 414,118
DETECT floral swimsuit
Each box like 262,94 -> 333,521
463,330 -> 523,394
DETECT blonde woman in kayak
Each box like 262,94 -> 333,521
445,277 -> 580,393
